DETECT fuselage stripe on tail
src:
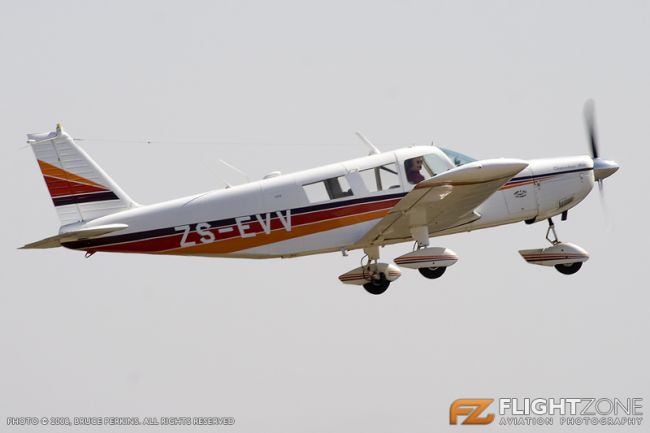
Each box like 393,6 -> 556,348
52,191 -> 120,207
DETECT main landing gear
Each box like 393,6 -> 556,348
338,244 -> 457,294
338,227 -> 461,295
337,246 -> 401,295
394,245 -> 458,280
519,218 -> 590,275
394,226 -> 458,281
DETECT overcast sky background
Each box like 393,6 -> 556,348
1,1 -> 649,432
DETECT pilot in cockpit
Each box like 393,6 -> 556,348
405,157 -> 425,184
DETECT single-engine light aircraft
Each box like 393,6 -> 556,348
22,104 -> 619,294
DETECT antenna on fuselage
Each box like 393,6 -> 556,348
218,158 -> 250,183
355,131 -> 381,155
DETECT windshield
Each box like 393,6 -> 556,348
441,148 -> 476,167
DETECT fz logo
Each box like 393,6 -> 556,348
449,399 -> 495,425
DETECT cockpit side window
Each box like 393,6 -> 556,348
405,153 -> 455,184
404,156 -> 426,184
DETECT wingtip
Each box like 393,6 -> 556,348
419,158 -> 528,186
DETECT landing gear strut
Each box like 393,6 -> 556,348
361,247 -> 390,295
546,218 -> 560,245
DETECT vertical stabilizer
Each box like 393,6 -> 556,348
27,125 -> 137,226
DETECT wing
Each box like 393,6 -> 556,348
352,159 -> 528,247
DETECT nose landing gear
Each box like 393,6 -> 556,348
519,218 -> 590,274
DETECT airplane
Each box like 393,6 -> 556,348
21,103 -> 619,294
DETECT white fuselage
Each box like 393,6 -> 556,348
65,146 -> 595,258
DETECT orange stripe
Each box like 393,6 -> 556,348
37,160 -> 104,188
499,180 -> 535,190
158,209 -> 389,255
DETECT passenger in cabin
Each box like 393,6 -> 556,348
405,157 -> 425,184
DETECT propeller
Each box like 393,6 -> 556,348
584,99 -> 599,159
583,100 -> 619,197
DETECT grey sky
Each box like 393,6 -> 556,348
1,1 -> 649,432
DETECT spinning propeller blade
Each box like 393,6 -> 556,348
584,99 -> 599,159
583,100 -> 619,222
583,100 -> 619,184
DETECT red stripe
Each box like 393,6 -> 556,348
524,256 -> 587,261
44,175 -> 109,197
88,199 -> 399,253
395,259 -> 458,265
395,256 -> 457,262
395,255 -> 456,260
524,254 -> 588,258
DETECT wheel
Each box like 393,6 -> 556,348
554,262 -> 582,275
418,266 -> 446,279
363,273 -> 390,295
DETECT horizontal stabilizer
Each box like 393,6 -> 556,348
20,223 -> 128,249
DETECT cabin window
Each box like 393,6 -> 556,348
302,175 -> 353,203
359,163 -> 401,192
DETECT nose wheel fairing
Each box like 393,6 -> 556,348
519,218 -> 589,274
519,242 -> 589,268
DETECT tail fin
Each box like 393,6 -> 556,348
27,124 -> 137,226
